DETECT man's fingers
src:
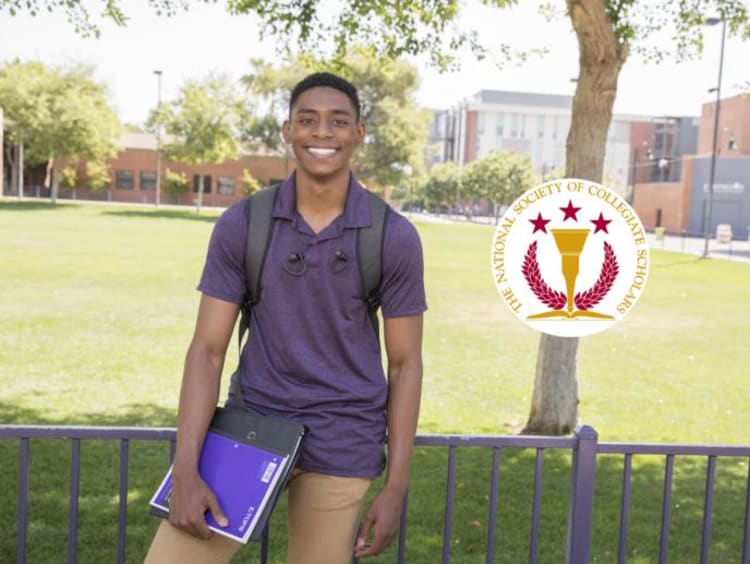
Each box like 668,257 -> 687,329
193,519 -> 214,539
169,486 -> 224,539
355,518 -> 395,557
206,493 -> 229,528
355,514 -> 380,556
170,512 -> 212,539
366,529 -> 393,556
356,515 -> 374,550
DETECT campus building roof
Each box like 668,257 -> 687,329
472,90 -> 573,109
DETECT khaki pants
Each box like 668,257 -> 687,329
144,470 -> 372,564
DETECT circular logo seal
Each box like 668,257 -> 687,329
490,178 -> 649,337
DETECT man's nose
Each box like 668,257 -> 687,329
313,119 -> 334,137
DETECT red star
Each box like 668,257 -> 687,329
591,212 -> 612,234
529,212 -> 551,234
560,200 -> 582,221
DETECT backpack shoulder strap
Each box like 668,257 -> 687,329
356,191 -> 390,339
229,184 -> 279,409
244,184 -> 280,307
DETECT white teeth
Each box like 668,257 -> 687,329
308,147 -> 336,156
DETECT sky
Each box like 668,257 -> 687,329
1,0 -> 749,126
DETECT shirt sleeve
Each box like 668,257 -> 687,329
197,201 -> 248,305
379,212 -> 428,318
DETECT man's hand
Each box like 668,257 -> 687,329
354,486 -> 405,558
168,472 -> 228,539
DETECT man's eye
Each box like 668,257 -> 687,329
333,120 -> 350,127
298,118 -> 314,125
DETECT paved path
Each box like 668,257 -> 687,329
646,232 -> 750,263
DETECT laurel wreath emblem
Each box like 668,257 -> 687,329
522,241 -> 619,310
574,242 -> 619,310
522,241 -> 567,310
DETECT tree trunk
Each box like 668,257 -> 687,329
7,144 -> 18,198
50,159 -> 60,204
196,169 -> 204,213
523,335 -> 579,435
0,108 -> 3,199
524,0 -> 628,435
18,143 -> 25,199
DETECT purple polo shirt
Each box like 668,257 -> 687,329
198,172 -> 427,477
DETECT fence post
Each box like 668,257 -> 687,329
566,425 -> 598,564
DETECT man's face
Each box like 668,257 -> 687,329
283,86 -> 365,181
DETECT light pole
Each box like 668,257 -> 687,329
702,17 -> 726,258
154,69 -> 163,208
628,146 -> 638,205
628,140 -> 648,206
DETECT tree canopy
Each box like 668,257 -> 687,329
462,151 -> 535,216
0,0 -> 190,37
422,161 -> 462,211
0,60 -> 121,201
149,73 -> 243,212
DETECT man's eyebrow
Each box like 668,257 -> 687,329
294,107 -> 354,116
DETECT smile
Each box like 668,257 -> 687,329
306,147 -> 338,157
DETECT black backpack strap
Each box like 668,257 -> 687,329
245,184 -> 280,308
357,191 -> 390,341
228,184 -> 279,409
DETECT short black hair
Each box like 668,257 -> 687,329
289,72 -> 361,121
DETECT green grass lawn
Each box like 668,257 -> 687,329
1,200 -> 749,563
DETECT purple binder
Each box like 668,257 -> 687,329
149,407 -> 306,544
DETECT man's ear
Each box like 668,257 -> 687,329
356,121 -> 366,144
281,120 -> 291,144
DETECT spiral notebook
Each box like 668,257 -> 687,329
149,407 -> 306,543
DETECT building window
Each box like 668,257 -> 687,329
140,171 -> 157,191
537,115 -> 545,139
217,176 -> 235,196
477,111 -> 485,136
510,114 -> 526,138
115,170 -> 134,190
496,113 -> 504,137
552,116 -> 559,140
193,175 -> 211,193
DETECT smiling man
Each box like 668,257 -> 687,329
144,72 -> 427,564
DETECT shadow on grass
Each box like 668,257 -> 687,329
102,209 -> 220,223
650,249 -> 706,269
2,409 -> 748,563
0,200 -> 81,211
0,401 -> 176,427
653,256 -> 706,269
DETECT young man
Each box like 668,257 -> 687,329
145,72 -> 426,563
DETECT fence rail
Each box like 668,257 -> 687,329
1,424 -> 748,564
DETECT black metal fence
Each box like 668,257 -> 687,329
1,424 -> 748,564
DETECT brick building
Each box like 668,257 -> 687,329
1,132 -> 291,206
632,95 -> 750,240
97,133 -> 291,207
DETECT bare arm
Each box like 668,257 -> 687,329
355,313 -> 423,557
169,294 -> 239,539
